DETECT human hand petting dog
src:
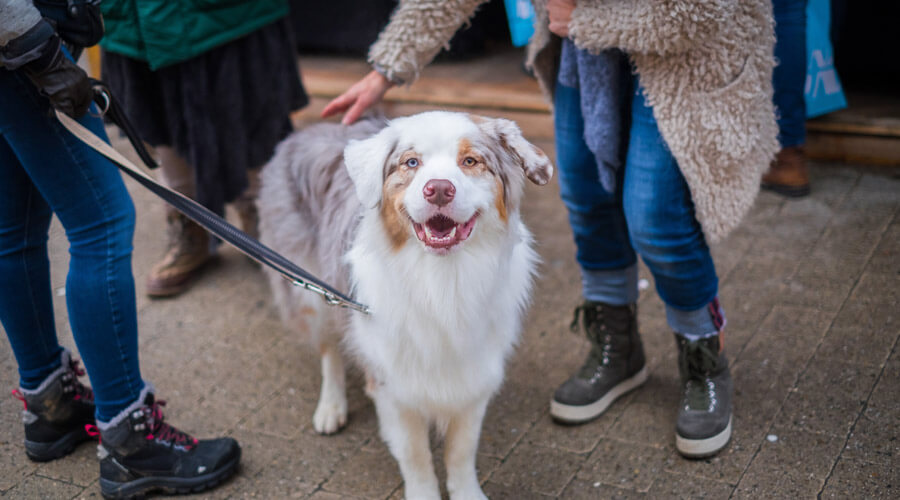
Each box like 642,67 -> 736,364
321,69 -> 394,125
547,0 -> 575,38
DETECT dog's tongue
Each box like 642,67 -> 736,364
426,215 -> 456,238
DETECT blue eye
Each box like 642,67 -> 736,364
405,158 -> 419,168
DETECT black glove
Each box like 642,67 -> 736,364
1,19 -> 92,118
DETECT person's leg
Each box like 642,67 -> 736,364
145,146 -> 211,297
550,82 -> 647,424
623,83 -> 732,458
764,0 -> 810,197
0,137 -> 65,388
0,71 -> 145,422
553,83 -> 638,303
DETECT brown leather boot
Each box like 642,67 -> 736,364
146,211 -> 211,297
761,146 -> 810,197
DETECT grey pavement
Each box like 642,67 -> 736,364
0,120 -> 898,499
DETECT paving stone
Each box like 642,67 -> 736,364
607,373 -> 680,449
577,438 -> 669,493
714,284 -> 780,357
820,457 -> 897,499
523,411 -> 611,455
732,424 -> 844,498
34,443 -> 99,487
848,269 -> 900,305
865,217 -> 899,272
561,479 -> 647,499
489,443 -> 584,497
725,255 -> 796,291
481,481 -> 554,499
778,274 -> 853,312
816,325 -> 896,367
320,447 -> 401,499
868,346 -> 900,409
779,356 -> 881,437
479,382 -> 545,458
0,440 -> 38,492
239,390 -> 319,440
842,405 -> 900,465
1,474 -> 83,499
647,471 -> 733,499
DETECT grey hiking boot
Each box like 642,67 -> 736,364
674,333 -> 733,458
551,301 -> 648,423
13,350 -> 96,462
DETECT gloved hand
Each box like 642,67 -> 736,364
1,19 -> 92,118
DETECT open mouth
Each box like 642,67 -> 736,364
412,213 -> 478,250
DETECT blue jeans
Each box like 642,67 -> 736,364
554,79 -> 722,336
773,0 -> 808,148
0,69 -> 145,422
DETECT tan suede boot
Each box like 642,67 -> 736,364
146,211 -> 211,297
761,146 -> 810,197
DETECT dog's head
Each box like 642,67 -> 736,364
344,112 -> 553,254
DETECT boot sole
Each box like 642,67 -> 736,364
550,365 -> 649,423
98,449 -> 241,499
145,258 -> 213,298
25,429 -> 92,462
676,416 -> 732,458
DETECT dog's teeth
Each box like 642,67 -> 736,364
449,226 -> 457,238
424,225 -> 433,239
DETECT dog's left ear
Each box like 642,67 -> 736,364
344,127 -> 397,209
482,117 -> 554,185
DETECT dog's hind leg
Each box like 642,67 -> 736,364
444,398 -> 490,500
312,341 -> 348,434
373,395 -> 440,500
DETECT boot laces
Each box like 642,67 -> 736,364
680,341 -> 720,411
571,304 -> 617,376
141,400 -> 198,449
62,358 -> 94,403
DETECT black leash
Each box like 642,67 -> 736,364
55,81 -> 371,315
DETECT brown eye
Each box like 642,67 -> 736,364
463,157 -> 477,167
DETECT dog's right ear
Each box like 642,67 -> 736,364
344,127 -> 396,209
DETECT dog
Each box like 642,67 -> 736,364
258,111 -> 553,499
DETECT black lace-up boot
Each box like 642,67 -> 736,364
551,301 -> 648,423
13,350 -> 96,461
674,333 -> 733,458
96,389 -> 240,499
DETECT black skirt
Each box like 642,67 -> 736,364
102,17 -> 308,216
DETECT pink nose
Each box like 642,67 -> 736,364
423,179 -> 455,206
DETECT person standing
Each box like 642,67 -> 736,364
100,0 -> 308,297
0,1 -> 240,497
323,0 -> 778,457
763,0 -> 811,197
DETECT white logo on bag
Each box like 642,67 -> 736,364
806,50 -> 842,98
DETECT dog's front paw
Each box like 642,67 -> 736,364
313,397 -> 347,434
449,484 -> 489,500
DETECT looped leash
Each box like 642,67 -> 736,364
55,81 -> 371,315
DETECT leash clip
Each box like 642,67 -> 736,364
289,278 -> 372,315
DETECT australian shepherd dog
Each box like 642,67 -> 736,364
258,111 -> 553,499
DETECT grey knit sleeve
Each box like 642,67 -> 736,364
568,0 -> 738,56
368,0 -> 488,85
0,0 -> 43,46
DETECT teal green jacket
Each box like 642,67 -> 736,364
100,0 -> 289,70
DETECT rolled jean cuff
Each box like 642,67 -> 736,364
666,297 -> 726,339
581,264 -> 639,305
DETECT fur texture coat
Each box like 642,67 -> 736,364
369,0 -> 779,242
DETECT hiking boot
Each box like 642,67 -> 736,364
761,146 -> 810,197
13,350 -> 96,462
146,211 -> 211,297
551,301 -> 648,423
96,389 -> 240,499
674,333 -> 733,458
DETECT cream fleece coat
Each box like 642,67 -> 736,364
369,0 -> 779,243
